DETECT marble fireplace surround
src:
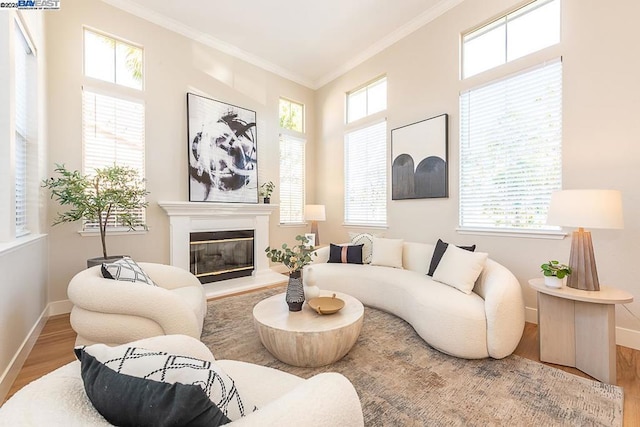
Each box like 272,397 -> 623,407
158,201 -> 287,298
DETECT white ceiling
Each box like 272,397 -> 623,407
101,0 -> 464,89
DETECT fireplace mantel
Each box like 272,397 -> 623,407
158,201 -> 286,298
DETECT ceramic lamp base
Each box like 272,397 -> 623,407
567,228 -> 600,291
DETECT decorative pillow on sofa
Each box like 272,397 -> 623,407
74,344 -> 257,427
370,238 -> 404,269
101,257 -> 157,287
427,239 -> 476,276
349,232 -> 380,264
432,244 -> 488,294
328,243 -> 364,264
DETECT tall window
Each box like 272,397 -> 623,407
278,98 -> 305,224
459,59 -> 562,230
344,121 -> 387,226
279,135 -> 305,224
14,24 -> 34,237
344,76 -> 387,226
82,29 -> 145,230
462,0 -> 560,78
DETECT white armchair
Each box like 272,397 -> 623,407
68,263 -> 206,345
0,335 -> 364,426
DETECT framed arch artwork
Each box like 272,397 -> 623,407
391,114 -> 448,200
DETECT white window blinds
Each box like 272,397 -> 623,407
279,134 -> 305,224
15,25 -> 32,237
82,89 -> 146,229
459,59 -> 562,230
344,120 -> 387,226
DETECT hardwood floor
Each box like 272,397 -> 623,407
4,315 -> 639,424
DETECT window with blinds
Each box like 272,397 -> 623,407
82,28 -> 145,231
459,59 -> 562,231
14,24 -> 33,237
344,120 -> 387,226
82,90 -> 146,230
279,134 -> 305,224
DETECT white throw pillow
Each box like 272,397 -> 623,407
370,237 -> 404,269
432,244 -> 488,294
349,232 -> 380,264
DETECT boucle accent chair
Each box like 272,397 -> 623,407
68,263 -> 206,345
309,241 -> 525,359
0,335 -> 364,426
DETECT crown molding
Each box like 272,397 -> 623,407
314,0 -> 465,88
100,0 -> 315,88
101,0 -> 463,90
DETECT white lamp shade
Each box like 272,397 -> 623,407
305,205 -> 326,221
546,190 -> 624,229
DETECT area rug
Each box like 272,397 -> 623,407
201,287 -> 624,426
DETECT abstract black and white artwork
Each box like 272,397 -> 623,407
391,114 -> 448,200
187,93 -> 258,203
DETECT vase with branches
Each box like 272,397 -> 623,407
265,235 -> 316,311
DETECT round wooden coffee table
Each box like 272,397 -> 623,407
253,291 -> 364,367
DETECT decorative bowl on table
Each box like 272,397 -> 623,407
308,294 -> 345,315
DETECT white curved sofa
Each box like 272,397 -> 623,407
68,263 -> 206,345
309,242 -> 525,359
0,335 -> 364,426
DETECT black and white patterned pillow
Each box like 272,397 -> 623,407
101,257 -> 157,286
75,344 -> 257,426
349,232 -> 378,264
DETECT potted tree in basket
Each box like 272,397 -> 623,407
265,235 -> 315,311
43,164 -> 149,268
540,260 -> 572,289
259,181 -> 275,204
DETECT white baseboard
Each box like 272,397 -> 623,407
0,305 -> 48,403
48,299 -> 73,316
524,306 -> 640,351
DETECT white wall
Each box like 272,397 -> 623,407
315,0 -> 640,348
45,0 -> 316,303
0,9 -> 49,400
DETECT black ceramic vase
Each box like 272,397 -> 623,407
285,270 -> 305,311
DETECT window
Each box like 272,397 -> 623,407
14,23 -> 34,237
278,98 -> 305,224
279,135 -> 305,224
83,29 -> 145,230
84,28 -> 143,90
462,0 -> 560,78
459,59 -> 562,231
347,76 -> 387,123
279,98 -> 304,133
344,121 -> 387,226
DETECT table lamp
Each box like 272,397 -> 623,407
305,204 -> 326,245
546,189 -> 624,291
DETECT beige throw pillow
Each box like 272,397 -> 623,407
370,237 -> 404,269
432,244 -> 488,294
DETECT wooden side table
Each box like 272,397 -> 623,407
528,278 -> 633,384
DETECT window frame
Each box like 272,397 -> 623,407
461,0 -> 560,79
279,97 -> 304,133
81,28 -> 146,234
346,75 -> 387,124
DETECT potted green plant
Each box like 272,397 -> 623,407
265,234 -> 315,311
43,163 -> 149,267
259,181 -> 275,204
540,260 -> 572,289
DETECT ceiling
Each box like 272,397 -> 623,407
101,0 -> 463,89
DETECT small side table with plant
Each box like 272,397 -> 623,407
540,260 -> 572,288
265,234 -> 315,311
